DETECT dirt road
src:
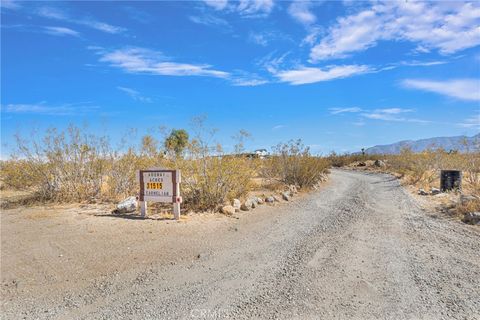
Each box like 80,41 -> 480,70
2,170 -> 479,320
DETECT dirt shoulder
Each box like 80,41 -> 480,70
1,170 -> 479,320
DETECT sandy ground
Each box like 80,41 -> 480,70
1,170 -> 479,320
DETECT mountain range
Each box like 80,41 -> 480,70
364,133 -> 480,155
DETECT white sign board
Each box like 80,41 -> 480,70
143,171 -> 174,202
137,169 -> 182,219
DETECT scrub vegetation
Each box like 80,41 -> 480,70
0,118 -> 330,212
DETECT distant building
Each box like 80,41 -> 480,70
254,149 -> 268,159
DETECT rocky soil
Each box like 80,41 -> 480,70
1,170 -> 479,320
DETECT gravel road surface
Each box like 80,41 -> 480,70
2,170 -> 479,320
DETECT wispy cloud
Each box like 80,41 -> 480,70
117,87 -> 152,103
1,0 -> 21,10
231,78 -> 268,86
329,107 -> 362,114
94,47 -> 229,78
248,32 -> 269,46
402,79 -> 480,101
275,65 -> 371,85
36,6 -> 125,34
399,60 -> 447,67
272,124 -> 286,130
201,0 -> 274,17
1,102 -> 98,116
43,26 -> 80,37
329,107 -> 431,124
361,108 -> 422,122
230,70 -> 268,86
237,0 -> 274,17
457,114 -> 480,128
288,0 -> 316,25
202,0 -> 228,11
189,14 -> 230,27
309,1 -> 480,61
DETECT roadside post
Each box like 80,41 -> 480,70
440,170 -> 462,192
137,169 -> 182,220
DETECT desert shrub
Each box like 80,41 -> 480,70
173,119 -> 256,211
0,159 -> 44,190
178,154 -> 256,212
327,151 -> 382,167
385,148 -> 480,194
10,126 -> 111,202
262,139 -> 329,189
457,198 -> 480,215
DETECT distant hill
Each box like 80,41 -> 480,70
364,133 -> 480,155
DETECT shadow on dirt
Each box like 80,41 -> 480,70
94,212 -> 176,221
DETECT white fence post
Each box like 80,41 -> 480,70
140,201 -> 147,218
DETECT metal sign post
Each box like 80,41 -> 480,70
137,169 -> 182,220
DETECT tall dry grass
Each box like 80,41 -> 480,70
1,121 -> 327,212
262,139 -> 330,189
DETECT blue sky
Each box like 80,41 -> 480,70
1,0 -> 479,156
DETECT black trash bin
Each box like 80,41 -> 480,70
440,170 -> 462,191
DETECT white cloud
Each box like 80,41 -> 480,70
189,14 -> 229,27
117,86 -> 152,103
43,26 -> 80,37
373,108 -> 413,114
402,79 -> 480,101
202,0 -> 273,17
203,0 -> 228,10
1,102 -> 98,115
96,47 -> 229,78
248,32 -> 269,46
457,114 -> 480,128
1,0 -> 21,10
230,70 -> 268,86
329,107 -> 362,114
361,108 -> 429,123
231,78 -> 268,86
288,0 -> 316,25
275,64 -> 371,85
36,6 -> 125,34
310,1 -> 480,61
237,0 -> 274,17
399,60 -> 447,67
330,106 -> 430,123
37,7 -> 68,20
272,124 -> 285,130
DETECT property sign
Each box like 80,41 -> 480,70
138,169 -> 182,203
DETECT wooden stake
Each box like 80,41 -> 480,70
140,201 -> 147,218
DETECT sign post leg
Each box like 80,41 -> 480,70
140,201 -> 147,218
173,203 -> 180,220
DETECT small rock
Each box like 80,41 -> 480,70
418,189 -> 428,196
256,197 -> 264,205
240,203 -> 251,211
232,199 -> 241,212
114,196 -> 137,214
265,196 -> 275,203
273,195 -> 281,202
247,197 -> 258,208
463,212 -> 480,225
374,159 -> 386,167
282,191 -> 291,201
431,188 -> 441,195
357,162 -> 366,167
221,205 -> 236,215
